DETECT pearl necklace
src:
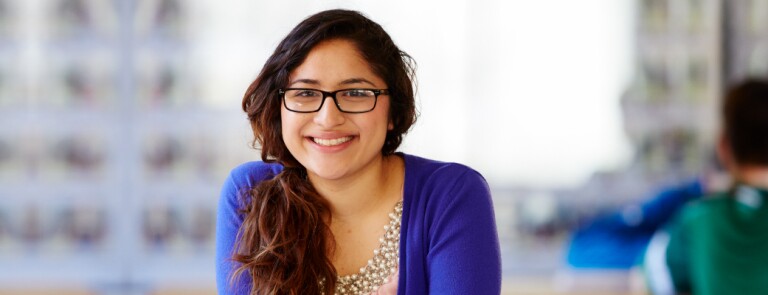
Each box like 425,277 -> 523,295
324,201 -> 403,295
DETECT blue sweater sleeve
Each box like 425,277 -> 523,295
215,170 -> 251,295
425,167 -> 502,294
216,162 -> 280,295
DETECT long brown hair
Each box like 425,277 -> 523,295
233,9 -> 417,294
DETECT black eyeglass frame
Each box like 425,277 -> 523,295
278,88 -> 389,113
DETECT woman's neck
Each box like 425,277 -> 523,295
309,154 -> 404,221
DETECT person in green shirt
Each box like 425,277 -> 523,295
644,79 -> 768,295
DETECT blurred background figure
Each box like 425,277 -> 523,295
643,79 -> 768,295
0,0 -> 766,294
562,0 -> 768,294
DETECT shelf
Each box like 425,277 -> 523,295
0,2 -> 233,293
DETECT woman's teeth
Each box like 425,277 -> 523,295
313,136 -> 353,146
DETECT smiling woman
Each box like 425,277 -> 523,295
215,9 -> 501,295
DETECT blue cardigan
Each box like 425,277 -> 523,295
216,153 -> 501,294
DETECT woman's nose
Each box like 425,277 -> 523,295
313,96 -> 346,127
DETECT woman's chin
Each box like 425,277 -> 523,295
306,166 -> 350,182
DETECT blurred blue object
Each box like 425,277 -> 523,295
565,179 -> 704,268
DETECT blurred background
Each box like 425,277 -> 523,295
0,0 -> 766,294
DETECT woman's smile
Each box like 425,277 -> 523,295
310,136 -> 355,147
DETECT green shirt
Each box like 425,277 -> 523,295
666,185 -> 768,295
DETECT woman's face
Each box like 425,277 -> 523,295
281,39 -> 392,182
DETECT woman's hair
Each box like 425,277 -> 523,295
722,79 -> 768,166
232,9 -> 417,294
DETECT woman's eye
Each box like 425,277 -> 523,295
296,90 -> 319,97
343,90 -> 370,97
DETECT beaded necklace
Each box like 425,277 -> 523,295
322,201 -> 403,295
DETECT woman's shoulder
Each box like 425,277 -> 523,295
402,153 -> 486,183
230,160 -> 284,177
401,153 -> 490,206
400,153 -> 499,264
219,161 -> 283,215
223,161 -> 284,192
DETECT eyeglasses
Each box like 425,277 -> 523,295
279,88 -> 389,113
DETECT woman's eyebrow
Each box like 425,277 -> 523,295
288,78 -> 376,87
288,78 -> 320,86
339,78 -> 376,87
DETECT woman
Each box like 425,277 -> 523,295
216,9 -> 501,294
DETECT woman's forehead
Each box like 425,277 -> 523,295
288,39 -> 385,88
